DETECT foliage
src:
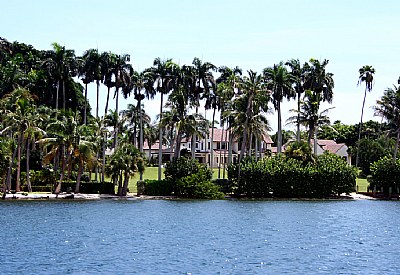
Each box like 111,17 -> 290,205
163,157 -> 223,199
140,179 -> 174,196
228,153 -> 356,198
369,156 -> 400,193
284,140 -> 314,163
164,157 -> 212,181
352,138 -> 392,176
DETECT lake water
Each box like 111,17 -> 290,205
1,199 -> 400,274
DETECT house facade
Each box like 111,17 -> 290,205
143,128 -> 274,167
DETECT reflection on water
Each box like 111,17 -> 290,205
1,200 -> 399,274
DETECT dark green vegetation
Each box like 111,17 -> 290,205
1,36 -> 399,199
228,152 -> 357,198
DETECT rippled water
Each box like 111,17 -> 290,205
1,199 -> 400,274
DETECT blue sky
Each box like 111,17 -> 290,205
2,0 -> 400,132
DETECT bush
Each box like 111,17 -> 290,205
164,157 -> 212,181
228,152 -> 356,198
141,179 -> 174,196
369,156 -> 400,194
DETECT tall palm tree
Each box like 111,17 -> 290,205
356,65 -> 375,166
374,83 -> 400,162
150,58 -> 179,180
189,58 -> 216,159
43,43 -> 77,113
264,62 -> 295,154
238,70 -> 265,162
100,52 -> 115,116
80,49 -> 102,123
286,59 -> 307,142
286,90 -> 335,155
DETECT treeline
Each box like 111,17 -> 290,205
1,36 -> 400,198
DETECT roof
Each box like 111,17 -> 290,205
143,141 -> 168,150
318,140 -> 346,154
311,139 -> 347,154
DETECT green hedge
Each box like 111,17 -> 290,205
369,156 -> 400,194
140,179 -> 174,196
228,153 -> 357,198
61,181 -> 114,194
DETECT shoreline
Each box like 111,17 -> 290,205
0,192 -> 377,201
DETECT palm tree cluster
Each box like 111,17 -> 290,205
1,36 -> 340,195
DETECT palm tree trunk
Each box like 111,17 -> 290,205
158,93 -> 164,180
356,87 -> 368,167
117,172 -> 123,196
314,127 -> 318,156
114,88 -> 119,149
96,80 -> 100,118
62,80 -> 66,111
239,95 -> 253,162
228,130 -> 233,165
174,132 -> 183,160
277,101 -> 282,154
255,135 -> 259,161
105,86 -> 111,115
16,131 -> 23,192
249,133 -> 253,157
121,172 -> 130,196
54,144 -> 65,194
6,146 -> 17,192
169,126 -> 174,162
139,99 -> 144,181
210,108 -> 216,168
394,129 -> 400,163
223,126 -> 229,179
26,139 -> 32,193
84,83 -> 88,125
191,98 -> 200,160
102,132 -> 106,182
55,81 -> 60,119
297,91 -> 301,142
75,161 -> 84,193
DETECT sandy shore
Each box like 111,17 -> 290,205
0,192 -> 377,201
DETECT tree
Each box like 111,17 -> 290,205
264,62 -> 295,154
356,65 -> 375,167
237,70 -> 266,162
189,58 -> 216,159
374,84 -> 400,161
43,43 -> 77,113
105,143 -> 144,196
150,58 -> 179,180
286,59 -> 307,142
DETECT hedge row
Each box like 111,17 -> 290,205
369,156 -> 400,194
228,153 -> 357,198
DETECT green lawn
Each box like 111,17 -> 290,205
95,166 -> 228,193
356,177 -> 369,192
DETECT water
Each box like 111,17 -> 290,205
1,199 -> 400,274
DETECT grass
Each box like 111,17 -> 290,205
94,166 -> 228,193
356,177 -> 369,192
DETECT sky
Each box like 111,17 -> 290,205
2,0 -> 400,133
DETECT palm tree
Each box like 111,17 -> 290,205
105,143 -> 144,196
79,49 -> 102,123
73,139 -> 96,193
43,43 -> 77,113
286,90 -> 335,155
286,59 -> 307,142
373,83 -> 400,162
237,70 -> 265,162
264,62 -> 295,154
150,58 -> 179,180
356,65 -> 375,166
189,58 -> 216,159
100,52 -> 115,116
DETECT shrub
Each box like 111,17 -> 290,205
228,152 -> 356,198
369,156 -> 400,193
141,179 -> 174,196
164,157 -> 212,181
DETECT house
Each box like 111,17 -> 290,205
143,128 -> 274,167
271,139 -> 351,164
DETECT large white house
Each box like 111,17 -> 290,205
143,128 -> 274,167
